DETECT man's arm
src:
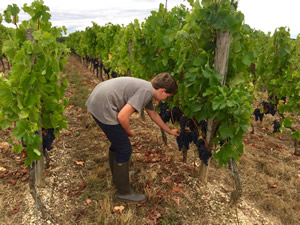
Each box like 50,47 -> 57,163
118,104 -> 136,137
145,108 -> 179,136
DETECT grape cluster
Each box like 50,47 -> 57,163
262,101 -> 276,116
158,102 -> 171,123
157,102 -> 212,164
195,139 -> 212,166
177,116 -> 212,164
253,96 -> 284,122
198,120 -> 207,135
43,128 -> 55,153
171,107 -> 183,123
273,120 -> 280,133
103,67 -> 118,79
176,130 -> 192,150
176,116 -> 198,150
91,58 -> 99,69
21,128 -> 56,154
269,95 -> 287,105
254,108 -> 264,122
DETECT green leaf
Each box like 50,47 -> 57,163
201,0 -> 212,8
11,119 -> 31,139
233,41 -> 241,53
13,144 -> 23,154
226,100 -> 236,107
230,72 -> 245,86
19,68 -> 31,88
219,123 -> 235,139
214,143 -> 232,167
44,97 -> 58,111
33,149 -> 41,156
2,39 -> 16,61
291,130 -> 300,140
242,55 -> 252,66
162,58 -> 168,67
38,75 -> 46,84
21,109 -> 30,118
1,119 -> 12,129
212,96 -> 224,111
191,102 -> 202,112
193,57 -> 205,67
25,92 -> 37,107
17,95 -> 24,110
282,117 -> 293,128
0,81 -> 13,106
10,4 -> 20,16
64,98 -> 69,107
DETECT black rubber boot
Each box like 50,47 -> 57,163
113,161 -> 147,202
109,151 -> 116,184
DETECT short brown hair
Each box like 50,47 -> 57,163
151,72 -> 178,95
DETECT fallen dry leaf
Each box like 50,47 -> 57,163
57,137 -> 63,142
10,205 -> 20,214
276,144 -> 282,148
21,167 -> 27,174
113,205 -> 125,213
148,210 -> 162,224
65,131 -> 72,136
161,177 -> 172,183
269,184 -> 277,189
0,167 -> 6,172
170,196 -> 180,206
74,160 -> 84,166
170,185 -> 180,193
85,199 -> 92,204
66,105 -> 74,110
9,180 -> 16,185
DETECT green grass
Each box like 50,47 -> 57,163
67,69 -> 90,108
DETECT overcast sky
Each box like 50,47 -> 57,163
0,0 -> 299,38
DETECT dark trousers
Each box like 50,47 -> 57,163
92,115 -> 132,163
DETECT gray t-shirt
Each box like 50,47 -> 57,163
86,77 -> 154,125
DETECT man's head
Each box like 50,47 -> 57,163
151,72 -> 178,95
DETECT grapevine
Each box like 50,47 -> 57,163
0,0 -> 69,166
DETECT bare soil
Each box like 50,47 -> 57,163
0,55 -> 299,225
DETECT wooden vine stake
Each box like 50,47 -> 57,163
26,28 -> 45,187
199,31 -> 230,182
26,28 -> 56,223
198,31 -> 242,206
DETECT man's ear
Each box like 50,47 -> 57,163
159,88 -> 166,93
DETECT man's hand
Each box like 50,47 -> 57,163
118,104 -> 136,137
168,129 -> 180,137
128,129 -> 135,137
145,109 -> 180,137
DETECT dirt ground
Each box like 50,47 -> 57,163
0,55 -> 299,225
